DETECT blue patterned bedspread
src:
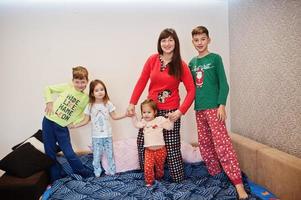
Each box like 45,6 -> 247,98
46,154 -> 260,200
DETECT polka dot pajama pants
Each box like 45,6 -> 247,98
196,108 -> 243,185
144,147 -> 167,185
137,109 -> 184,183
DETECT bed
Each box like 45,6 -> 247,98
42,153 -> 264,200
40,135 -> 286,200
0,132 -> 281,200
40,133 -> 299,200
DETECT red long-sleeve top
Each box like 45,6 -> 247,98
130,54 -> 195,114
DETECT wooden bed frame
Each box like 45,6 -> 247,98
230,132 -> 301,200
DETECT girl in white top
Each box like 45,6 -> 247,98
71,79 -> 126,177
132,99 -> 173,186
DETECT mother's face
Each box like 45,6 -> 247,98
160,36 -> 175,54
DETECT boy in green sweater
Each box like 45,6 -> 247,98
189,26 -> 248,200
42,66 -> 91,182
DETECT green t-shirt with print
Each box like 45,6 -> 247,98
189,53 -> 229,110
44,83 -> 89,127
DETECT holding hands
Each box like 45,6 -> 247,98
166,110 -> 182,122
127,102 -> 182,123
126,104 -> 136,117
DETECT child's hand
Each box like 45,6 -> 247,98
126,104 -> 136,117
68,123 -> 76,129
126,111 -> 133,117
45,102 -> 53,116
217,105 -> 227,121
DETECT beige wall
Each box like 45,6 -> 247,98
229,0 -> 301,158
0,0 -> 230,170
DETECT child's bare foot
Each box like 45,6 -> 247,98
235,183 -> 248,199
146,184 -> 152,187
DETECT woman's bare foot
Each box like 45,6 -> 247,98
235,183 -> 248,199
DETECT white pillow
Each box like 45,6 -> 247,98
181,141 -> 202,163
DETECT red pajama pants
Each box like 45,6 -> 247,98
144,147 -> 167,185
196,108 -> 243,185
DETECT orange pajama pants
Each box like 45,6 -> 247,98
144,147 -> 167,185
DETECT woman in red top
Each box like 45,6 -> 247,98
127,28 -> 195,182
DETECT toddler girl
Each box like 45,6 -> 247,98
132,99 -> 173,186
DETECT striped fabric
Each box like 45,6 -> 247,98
45,151 -> 261,199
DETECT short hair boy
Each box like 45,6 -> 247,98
189,26 -> 249,199
42,66 -> 91,182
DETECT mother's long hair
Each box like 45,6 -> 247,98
157,28 -> 183,79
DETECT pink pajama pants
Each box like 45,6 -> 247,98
196,108 -> 243,185
144,147 -> 167,185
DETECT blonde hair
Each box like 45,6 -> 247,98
72,66 -> 89,80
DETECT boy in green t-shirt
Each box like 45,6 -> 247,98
42,66 -> 91,182
189,26 -> 248,200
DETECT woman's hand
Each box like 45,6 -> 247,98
217,105 -> 227,121
167,109 -> 182,122
126,104 -> 136,117
45,102 -> 53,116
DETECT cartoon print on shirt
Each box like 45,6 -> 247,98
191,62 -> 214,88
93,110 -> 108,132
158,90 -> 171,103
195,68 -> 204,88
